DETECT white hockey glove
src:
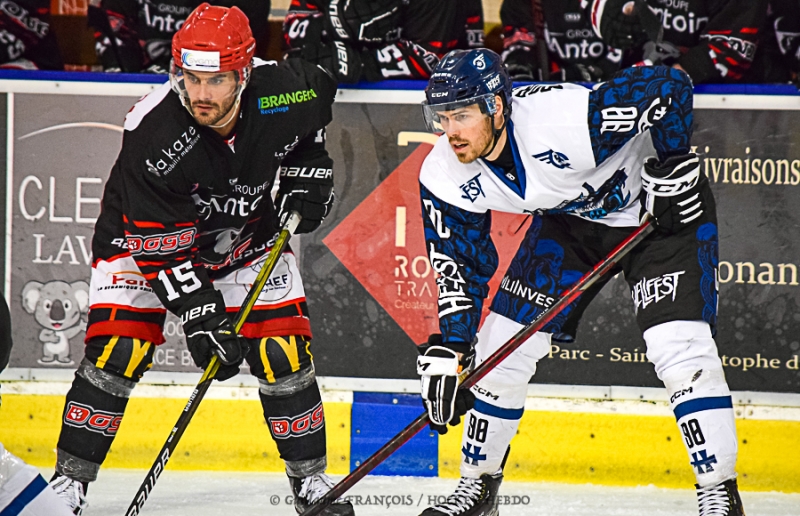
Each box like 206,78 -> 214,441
640,153 -> 711,233
417,335 -> 475,435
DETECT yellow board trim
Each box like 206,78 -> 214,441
2,394 -> 798,492
0,394 -> 351,476
439,409 -> 800,492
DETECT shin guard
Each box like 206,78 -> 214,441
56,364 -> 132,482
645,321 -> 738,487
259,368 -> 326,478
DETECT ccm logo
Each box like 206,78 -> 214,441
64,402 -> 123,436
268,402 -> 324,439
126,228 -> 196,255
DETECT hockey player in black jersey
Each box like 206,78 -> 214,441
88,0 -> 269,73
48,4 -> 353,515
0,0 -> 62,70
415,48 -> 744,516
282,0 -> 484,83
588,0 -> 768,83
500,0 -> 623,82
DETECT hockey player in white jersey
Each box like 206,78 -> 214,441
415,48 -> 744,516
0,296 -> 74,516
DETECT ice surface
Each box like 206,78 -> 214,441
56,469 -> 800,516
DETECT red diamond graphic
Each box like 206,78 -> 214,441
324,143 -> 531,344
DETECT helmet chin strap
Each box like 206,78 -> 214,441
480,113 -> 508,159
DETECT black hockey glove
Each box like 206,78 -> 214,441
640,154 -> 711,233
417,334 -> 476,435
589,0 -> 648,50
327,0 -> 405,43
288,40 -> 363,84
275,171 -> 334,235
179,290 -> 248,381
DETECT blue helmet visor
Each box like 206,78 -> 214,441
421,93 -> 498,133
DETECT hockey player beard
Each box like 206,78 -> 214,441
190,93 -> 237,127
449,116 -> 495,164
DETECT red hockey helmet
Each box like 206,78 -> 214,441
171,3 -> 256,73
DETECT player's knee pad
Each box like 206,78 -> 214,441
246,335 -> 314,386
56,355 -> 136,483
644,321 -> 737,486
258,364 -> 326,478
83,335 -> 155,382
475,312 -> 551,390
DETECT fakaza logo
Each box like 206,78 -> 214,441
64,401 -> 123,436
631,271 -> 686,312
126,228 -> 196,256
485,74 -> 501,90
533,149 -> 572,169
459,173 -> 485,203
472,53 -> 486,70
146,126 -> 199,176
513,84 -> 563,98
269,402 -> 325,439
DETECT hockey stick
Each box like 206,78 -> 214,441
125,212 -> 302,516
300,216 -> 655,516
531,0 -> 550,81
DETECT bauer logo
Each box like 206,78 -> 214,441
485,74 -> 501,90
180,49 -> 220,71
268,402 -> 324,439
64,401 -> 123,436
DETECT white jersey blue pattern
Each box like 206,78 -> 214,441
420,65 -> 694,344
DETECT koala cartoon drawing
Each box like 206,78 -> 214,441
22,280 -> 89,365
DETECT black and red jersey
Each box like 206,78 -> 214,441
89,0 -> 269,73
501,0 -> 623,81
0,0 -> 62,70
87,59 -> 336,340
283,0 -> 484,81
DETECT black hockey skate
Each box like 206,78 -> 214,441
419,472 -> 503,516
289,473 -> 355,515
49,474 -> 88,515
696,477 -> 745,515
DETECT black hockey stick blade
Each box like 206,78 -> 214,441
124,212 -> 302,516
300,216 -> 655,516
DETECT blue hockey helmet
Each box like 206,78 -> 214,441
422,48 -> 513,133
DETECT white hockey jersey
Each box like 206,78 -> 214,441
419,65 -> 695,344
0,444 -> 73,516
